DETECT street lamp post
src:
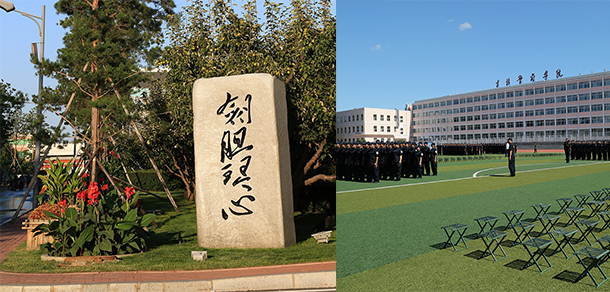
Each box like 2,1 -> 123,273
1,0 -> 45,219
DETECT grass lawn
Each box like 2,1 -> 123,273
337,155 -> 610,291
0,193 -> 335,273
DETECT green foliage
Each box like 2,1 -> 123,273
127,169 -> 184,192
143,0 -> 335,203
0,80 -> 26,147
37,158 -> 85,205
34,187 -> 154,257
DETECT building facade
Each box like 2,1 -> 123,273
337,107 -> 412,143
412,71 -> 610,143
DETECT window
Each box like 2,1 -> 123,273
579,105 -> 590,112
474,106 -> 480,111
348,116 -> 351,122
567,95 -> 578,102
474,115 -> 481,121
489,94 -> 496,100
556,107 -> 566,114
592,104 -> 603,111
567,106 -> 578,113
387,126 -> 391,132
526,121 -> 534,127
515,111 -> 524,117
467,97 -> 473,103
579,117 -> 590,124
536,109 -> 544,116
498,103 -> 505,109
453,99 -> 459,105
380,126 -> 384,132
514,90 -> 523,97
525,89 -> 534,96
525,110 -> 534,117
567,82 -> 577,90
556,119 -> 566,125
498,93 -> 505,99
460,107 -> 466,113
467,107 -> 473,112
506,102 -> 514,108
489,104 -> 497,110
498,113 -> 505,119
387,115 -> 390,121
536,120 -> 544,126
545,97 -> 555,104
467,116 -> 473,121
453,117 -> 459,123
556,84 -> 566,91
482,95 -> 489,101
556,96 -> 566,103
545,86 -> 555,93
506,112 -> 514,118
535,98 -> 544,105
592,79 -> 602,87
515,121 -> 524,128
380,115 -> 384,121
535,87 -> 544,94
592,116 -> 603,123
467,125 -> 473,130
525,100 -> 534,106
474,124 -> 481,130
453,108 -> 459,114
579,81 -> 590,89
506,91 -> 514,98
482,124 -> 489,129
440,101 -> 446,106
482,114 -> 489,120
482,105 -> 489,111
490,114 -> 497,119
453,126 -> 459,131
434,102 -> 440,107
579,93 -> 590,101
489,123 -> 497,129
498,123 -> 505,129
515,101 -> 523,107
606,78 -> 610,86
460,98 -> 466,104
592,92 -> 603,100
400,116 -> 404,122
474,96 -> 481,102
546,120 -> 555,126
460,125 -> 466,131
545,108 -> 555,115
568,118 -> 578,125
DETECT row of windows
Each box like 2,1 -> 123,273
415,104 -> 610,126
415,98 -> 610,118
442,129 -> 610,140
338,113 -> 406,123
415,79 -> 610,110
373,114 -> 404,123
414,116 -> 610,133
337,126 -> 405,135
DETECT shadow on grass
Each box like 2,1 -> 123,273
294,212 -> 335,243
553,270 -> 581,283
490,174 -> 511,177
464,250 -> 485,259
504,259 -> 528,270
429,242 -> 449,250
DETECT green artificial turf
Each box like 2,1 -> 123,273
0,193 -> 336,273
337,157 -> 610,290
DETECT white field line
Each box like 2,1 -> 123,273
336,160 -> 610,194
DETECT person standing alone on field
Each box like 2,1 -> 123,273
564,138 -> 571,163
507,138 -> 516,177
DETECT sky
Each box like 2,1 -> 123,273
0,0 -> 335,133
337,0 -> 610,112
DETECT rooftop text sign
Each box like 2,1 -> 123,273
192,73 -> 296,248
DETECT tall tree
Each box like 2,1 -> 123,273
38,0 -> 175,181
145,0 -> 335,208
0,80 -> 26,177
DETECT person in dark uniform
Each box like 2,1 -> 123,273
392,143 -> 403,181
423,142 -> 431,176
563,138 -> 571,163
430,143 -> 438,176
370,143 -> 380,183
507,138 -> 516,177
415,145 -> 424,179
533,143 -> 538,153
408,143 -> 417,178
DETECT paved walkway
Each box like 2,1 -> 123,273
0,215 -> 336,291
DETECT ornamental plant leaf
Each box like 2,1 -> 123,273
100,239 -> 113,252
140,213 -> 156,228
124,208 -> 137,222
116,221 -> 137,230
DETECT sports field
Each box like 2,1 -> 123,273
337,155 -> 610,291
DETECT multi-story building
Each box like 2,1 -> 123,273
337,107 -> 412,143
412,71 -> 610,143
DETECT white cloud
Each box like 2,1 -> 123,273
371,44 -> 382,51
448,19 -> 454,22
459,22 -> 472,31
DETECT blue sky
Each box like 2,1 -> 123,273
0,0 -> 335,131
337,0 -> 610,112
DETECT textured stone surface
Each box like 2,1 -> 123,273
165,280 -> 213,292
108,283 -> 138,292
22,285 -> 52,292
139,282 -> 164,291
192,73 -> 296,248
82,284 -> 108,292
52,285 -> 83,292
294,271 -> 337,289
212,274 -> 293,291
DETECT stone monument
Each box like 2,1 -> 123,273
192,73 -> 296,248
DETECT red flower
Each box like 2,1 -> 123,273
101,184 -> 108,191
82,172 -> 90,178
87,181 -> 100,204
58,199 -> 67,212
77,190 -> 86,201
125,187 -> 135,200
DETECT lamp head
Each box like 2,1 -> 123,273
0,0 -> 15,12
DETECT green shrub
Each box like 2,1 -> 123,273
127,170 -> 184,192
